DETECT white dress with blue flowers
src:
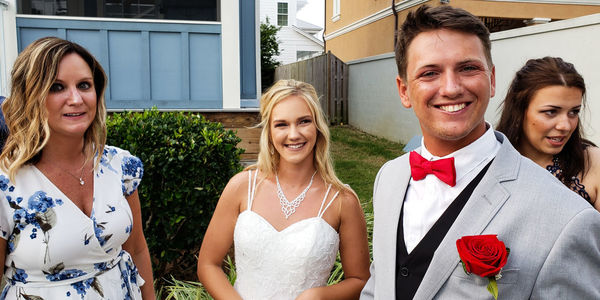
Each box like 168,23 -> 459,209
0,146 -> 144,300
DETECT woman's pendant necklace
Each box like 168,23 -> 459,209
276,171 -> 317,219
49,161 -> 86,186
63,166 -> 85,185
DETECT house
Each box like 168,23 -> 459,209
0,0 -> 260,110
260,0 -> 324,65
324,0 -> 600,62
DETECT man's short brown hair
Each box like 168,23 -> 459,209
395,5 -> 492,80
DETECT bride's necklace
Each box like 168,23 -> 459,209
276,171 -> 317,219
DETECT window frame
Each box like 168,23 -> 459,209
277,2 -> 288,26
332,0 -> 340,22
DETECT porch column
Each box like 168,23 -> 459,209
220,0 -> 241,109
0,0 -> 17,96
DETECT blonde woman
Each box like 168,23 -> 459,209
197,80 -> 370,299
0,37 -> 154,299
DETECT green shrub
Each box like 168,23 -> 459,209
106,109 -> 244,283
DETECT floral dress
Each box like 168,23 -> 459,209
0,146 -> 144,300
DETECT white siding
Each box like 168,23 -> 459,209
276,27 -> 322,64
260,0 -> 323,65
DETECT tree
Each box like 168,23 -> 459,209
261,18 -> 281,91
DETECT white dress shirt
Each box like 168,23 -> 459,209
403,125 -> 500,253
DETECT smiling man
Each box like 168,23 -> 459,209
360,5 -> 600,300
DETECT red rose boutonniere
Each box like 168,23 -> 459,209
456,235 -> 510,300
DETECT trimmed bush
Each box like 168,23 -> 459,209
106,109 -> 243,283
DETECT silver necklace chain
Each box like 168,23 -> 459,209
276,171 -> 317,219
50,161 -> 86,186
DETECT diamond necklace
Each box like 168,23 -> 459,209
276,171 -> 317,219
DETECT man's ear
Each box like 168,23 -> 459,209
397,75 -> 411,108
490,65 -> 496,98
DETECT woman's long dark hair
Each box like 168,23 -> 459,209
497,56 -> 589,184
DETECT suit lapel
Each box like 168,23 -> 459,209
376,153 -> 411,296
413,133 -> 520,300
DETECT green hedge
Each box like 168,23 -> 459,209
106,109 -> 244,282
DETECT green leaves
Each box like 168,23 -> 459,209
106,108 -> 243,283
261,18 -> 281,89
487,277 -> 498,300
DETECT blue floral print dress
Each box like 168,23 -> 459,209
0,146 -> 144,300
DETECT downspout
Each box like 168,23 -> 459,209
391,0 -> 398,49
322,0 -> 326,52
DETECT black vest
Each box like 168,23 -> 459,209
395,161 -> 492,300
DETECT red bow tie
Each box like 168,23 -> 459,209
409,151 -> 456,187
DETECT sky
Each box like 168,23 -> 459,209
296,0 -> 325,38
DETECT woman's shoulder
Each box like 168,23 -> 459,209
101,145 -> 142,167
584,146 -> 600,175
224,169 -> 257,194
102,145 -> 137,159
334,185 -> 361,212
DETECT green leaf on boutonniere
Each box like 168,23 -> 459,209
487,277 -> 498,300
460,261 -> 469,275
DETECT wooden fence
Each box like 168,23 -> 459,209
274,51 -> 348,124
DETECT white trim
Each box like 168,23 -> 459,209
484,0 -> 600,5
221,0 -> 241,108
491,12 -> 600,40
347,52 -> 395,65
15,14 -> 221,25
324,0 -> 428,41
292,25 -> 324,46
332,0 -> 340,20
1,0 -> 17,97
255,0 -> 261,98
0,0 -> 8,7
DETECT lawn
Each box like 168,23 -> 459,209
330,125 -> 406,214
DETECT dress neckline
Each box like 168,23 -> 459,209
31,165 -> 97,220
238,210 -> 339,234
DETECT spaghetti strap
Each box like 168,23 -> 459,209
247,170 -> 252,209
247,169 -> 259,211
317,184 -> 341,218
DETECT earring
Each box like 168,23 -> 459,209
269,144 -> 274,155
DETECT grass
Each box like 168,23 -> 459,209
160,125 -> 406,299
330,125 -> 406,213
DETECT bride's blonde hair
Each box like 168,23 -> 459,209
246,79 -> 354,196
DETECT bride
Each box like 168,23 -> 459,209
197,79 -> 370,299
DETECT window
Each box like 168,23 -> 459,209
17,0 -> 221,21
277,2 -> 288,26
332,0 -> 340,21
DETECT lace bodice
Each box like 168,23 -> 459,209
233,170 -> 340,300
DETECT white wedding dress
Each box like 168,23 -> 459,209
233,170 -> 340,300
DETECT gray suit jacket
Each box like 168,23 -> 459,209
361,131 -> 600,299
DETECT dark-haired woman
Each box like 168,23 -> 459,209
497,56 -> 600,211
